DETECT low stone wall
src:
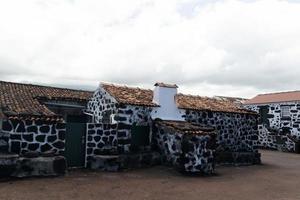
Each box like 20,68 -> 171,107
0,130 -> 9,152
89,152 -> 161,172
154,124 -> 215,174
12,156 -> 66,178
86,123 -> 118,167
1,119 -> 66,155
0,154 -> 66,178
0,153 -> 18,177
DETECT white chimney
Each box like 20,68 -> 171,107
151,82 -> 184,121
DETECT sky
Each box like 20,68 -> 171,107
0,0 -> 300,98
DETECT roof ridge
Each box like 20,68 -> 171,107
0,80 -> 93,93
101,82 -> 153,91
177,93 -> 211,99
257,90 -> 300,96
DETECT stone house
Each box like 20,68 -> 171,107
85,82 -> 260,173
0,80 -> 260,177
0,81 -> 93,177
244,91 -> 300,152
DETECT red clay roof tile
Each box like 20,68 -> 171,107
101,83 -> 254,114
244,90 -> 300,105
0,81 -> 93,117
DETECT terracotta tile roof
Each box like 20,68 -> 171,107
155,119 -> 215,136
101,83 -> 254,114
0,81 -> 93,117
176,94 -> 254,114
244,90 -> 300,105
101,83 -> 158,107
154,82 -> 178,88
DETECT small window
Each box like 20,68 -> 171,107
281,106 -> 290,117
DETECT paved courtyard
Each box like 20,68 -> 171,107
1,150 -> 300,200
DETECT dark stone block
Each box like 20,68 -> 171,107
118,123 -> 131,130
104,131 -> 110,136
2,121 -> 12,131
111,130 -> 117,135
87,142 -> 96,147
111,124 -> 117,129
97,142 -> 104,148
11,141 -> 21,154
251,135 -> 258,140
87,148 -> 93,155
51,126 -> 56,135
41,143 -> 52,152
56,123 -> 66,130
117,131 -> 127,137
47,135 -> 57,143
95,124 -> 102,128
36,135 -> 46,143
16,122 -> 26,133
53,141 -> 64,149
88,130 -> 96,135
21,142 -> 27,148
102,137 -> 108,143
53,156 -> 67,175
125,110 -> 133,115
88,124 -> 95,129
10,134 -> 21,140
25,120 -> 33,126
35,119 -> 43,126
94,136 -> 101,142
87,135 -> 93,142
23,134 -> 33,142
96,129 -> 103,135
58,131 -> 65,140
208,111 -> 213,118
40,126 -> 50,133
27,126 -> 38,134
28,143 -> 40,151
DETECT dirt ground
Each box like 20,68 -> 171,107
1,150 -> 300,200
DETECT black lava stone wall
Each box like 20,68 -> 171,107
183,110 -> 259,153
1,119 -> 66,155
0,121 -> 9,152
245,103 -> 300,152
87,87 -> 117,123
86,122 -> 135,167
153,123 -> 215,174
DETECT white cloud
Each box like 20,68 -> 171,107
0,0 -> 300,98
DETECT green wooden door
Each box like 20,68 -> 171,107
131,125 -> 150,151
65,123 -> 86,167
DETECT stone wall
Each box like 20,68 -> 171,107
0,120 -> 9,152
245,103 -> 300,152
1,119 -> 66,155
87,92 -> 153,154
86,123 -> 118,167
183,110 -> 259,153
87,87 -> 118,123
153,123 -> 215,174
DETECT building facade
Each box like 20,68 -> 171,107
85,82 -> 260,173
244,91 -> 300,152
